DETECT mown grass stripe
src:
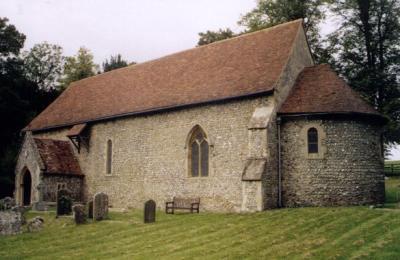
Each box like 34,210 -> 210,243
349,225 -> 400,259
105,214 -> 245,258
1,206 -> 400,259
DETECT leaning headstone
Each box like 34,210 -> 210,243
144,200 -> 156,223
72,204 -> 86,225
27,216 -> 44,232
93,192 -> 108,221
87,200 -> 93,219
56,189 -> 72,217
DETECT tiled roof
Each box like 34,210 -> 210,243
34,138 -> 83,176
66,123 -> 87,137
25,20 -> 303,131
278,64 -> 381,117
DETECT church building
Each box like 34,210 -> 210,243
14,20 -> 385,212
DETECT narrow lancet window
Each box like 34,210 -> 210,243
106,139 -> 112,174
307,128 -> 318,154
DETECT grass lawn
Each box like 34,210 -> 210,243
1,179 -> 400,259
385,161 -> 400,177
386,160 -> 400,164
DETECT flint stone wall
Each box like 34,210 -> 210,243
31,25 -> 316,212
262,25 -> 314,210
281,118 -> 385,207
35,96 -> 272,212
42,175 -> 83,202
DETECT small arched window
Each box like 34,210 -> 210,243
188,126 -> 209,177
307,128 -> 318,154
106,139 -> 112,174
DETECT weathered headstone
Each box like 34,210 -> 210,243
72,204 -> 86,224
0,210 -> 23,236
87,200 -> 93,219
93,192 -> 108,221
0,197 -> 16,211
144,200 -> 156,223
12,206 -> 27,225
56,189 -> 72,217
27,216 -> 44,232
33,182 -> 47,211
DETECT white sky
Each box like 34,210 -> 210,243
1,0 -> 399,159
1,0 -> 255,64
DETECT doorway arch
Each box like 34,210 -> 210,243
22,170 -> 32,206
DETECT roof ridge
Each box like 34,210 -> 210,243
27,19 -> 303,131
70,19 -> 304,86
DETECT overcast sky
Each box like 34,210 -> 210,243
1,0 -> 255,64
1,0 -> 399,159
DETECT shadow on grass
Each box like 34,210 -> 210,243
385,176 -> 400,208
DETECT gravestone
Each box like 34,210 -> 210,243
144,200 -> 156,223
12,206 -> 27,225
33,182 -> 47,211
87,200 -> 93,219
56,189 -> 72,217
72,204 -> 86,225
27,216 -> 44,232
0,210 -> 23,235
93,192 -> 108,221
0,197 -> 16,210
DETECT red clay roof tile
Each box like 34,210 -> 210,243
25,20 -> 303,131
34,138 -> 83,176
278,64 -> 381,117
66,123 -> 87,137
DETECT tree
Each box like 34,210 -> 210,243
60,47 -> 97,89
197,1 -> 330,61
327,0 -> 400,147
197,28 -> 235,46
22,42 -> 65,91
238,0 -> 331,62
0,18 -> 59,197
0,17 -> 25,57
102,54 -> 130,72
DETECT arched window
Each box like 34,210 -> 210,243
307,128 -> 318,154
188,126 -> 209,177
106,139 -> 112,174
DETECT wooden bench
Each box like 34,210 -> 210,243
166,197 -> 200,214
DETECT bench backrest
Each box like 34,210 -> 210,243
173,197 -> 200,208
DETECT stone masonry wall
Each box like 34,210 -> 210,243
263,24 -> 314,209
14,133 -> 43,206
31,24 -> 316,212
281,118 -> 385,207
35,96 -> 272,212
42,175 -> 83,202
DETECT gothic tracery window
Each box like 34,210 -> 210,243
188,126 -> 209,177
